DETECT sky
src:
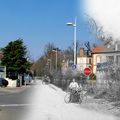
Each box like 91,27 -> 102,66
85,0 -> 120,42
0,0 -> 99,60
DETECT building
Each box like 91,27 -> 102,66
92,42 -> 120,84
0,50 -> 6,78
0,49 -> 20,87
77,48 -> 92,73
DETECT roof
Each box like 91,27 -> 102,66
92,44 -> 120,54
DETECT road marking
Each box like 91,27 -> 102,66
0,104 -> 34,107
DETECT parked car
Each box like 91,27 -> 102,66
0,78 -> 8,87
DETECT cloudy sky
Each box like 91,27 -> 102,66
85,0 -> 120,40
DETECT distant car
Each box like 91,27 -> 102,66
0,78 -> 8,87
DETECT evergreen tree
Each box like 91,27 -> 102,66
1,39 -> 31,77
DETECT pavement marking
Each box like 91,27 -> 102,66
0,104 -> 35,107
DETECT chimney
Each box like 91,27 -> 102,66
80,48 -> 84,57
114,41 -> 118,51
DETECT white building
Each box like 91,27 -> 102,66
77,48 -> 92,73
92,42 -> 120,84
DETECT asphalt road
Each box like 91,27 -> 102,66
0,84 -> 34,120
0,80 -> 119,120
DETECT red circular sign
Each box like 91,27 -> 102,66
84,68 -> 92,76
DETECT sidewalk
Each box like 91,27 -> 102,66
49,84 -> 120,117
0,85 -> 30,94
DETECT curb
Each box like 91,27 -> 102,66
0,85 -> 30,94
49,84 -> 58,91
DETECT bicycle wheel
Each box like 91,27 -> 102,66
78,96 -> 82,104
64,93 -> 70,103
80,92 -> 87,103
83,94 -> 87,102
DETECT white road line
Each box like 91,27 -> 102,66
0,104 -> 34,107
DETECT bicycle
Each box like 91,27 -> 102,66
64,89 -> 87,104
42,77 -> 50,85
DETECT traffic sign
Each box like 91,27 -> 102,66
72,64 -> 77,70
84,67 -> 92,76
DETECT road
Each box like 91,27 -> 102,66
0,85 -> 33,120
24,80 -> 119,120
0,80 -> 119,120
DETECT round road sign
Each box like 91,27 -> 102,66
84,67 -> 92,76
72,64 -> 76,70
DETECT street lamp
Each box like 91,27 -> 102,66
47,59 -> 51,73
66,17 -> 77,65
52,48 -> 61,72
52,48 -> 58,72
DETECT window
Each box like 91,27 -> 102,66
106,56 -> 114,63
96,56 -> 101,63
88,58 -> 92,64
116,55 -> 120,65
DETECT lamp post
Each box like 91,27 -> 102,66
47,59 -> 51,73
66,16 -> 77,65
52,49 -> 58,72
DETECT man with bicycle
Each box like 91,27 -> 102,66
69,79 -> 79,90
69,78 -> 79,102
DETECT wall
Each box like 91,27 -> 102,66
92,52 -> 120,84
77,57 -> 92,72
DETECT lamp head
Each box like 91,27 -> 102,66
66,22 -> 74,26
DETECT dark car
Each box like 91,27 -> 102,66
0,78 -> 8,87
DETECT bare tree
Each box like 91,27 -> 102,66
85,13 -> 113,46
31,42 -> 64,76
44,42 -> 55,57
63,46 -> 74,62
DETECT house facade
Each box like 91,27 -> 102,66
92,43 -> 120,84
0,50 -> 6,78
77,48 -> 92,73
